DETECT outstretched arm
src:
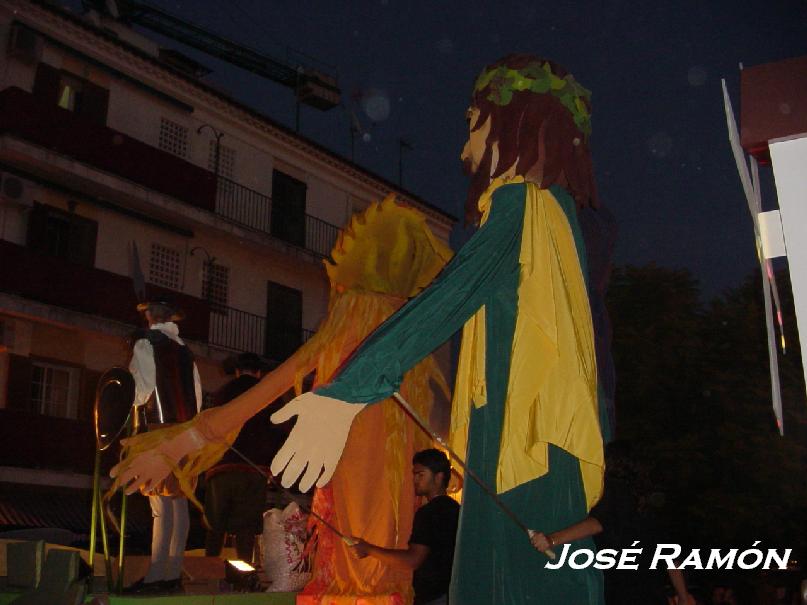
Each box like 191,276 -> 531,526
271,184 -> 528,490
111,347 -> 318,495
529,517 -> 603,552
349,537 -> 430,571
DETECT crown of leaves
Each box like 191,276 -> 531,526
474,62 -> 592,136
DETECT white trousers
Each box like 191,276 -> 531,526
144,495 -> 189,582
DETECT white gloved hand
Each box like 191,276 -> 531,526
270,392 -> 366,492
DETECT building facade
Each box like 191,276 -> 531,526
0,0 -> 454,506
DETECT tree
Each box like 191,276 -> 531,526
606,265 -> 807,557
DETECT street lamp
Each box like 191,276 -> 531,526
190,246 -> 216,304
398,138 -> 413,187
196,124 -> 224,179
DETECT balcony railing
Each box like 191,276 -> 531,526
306,214 -> 340,258
215,176 -> 339,257
0,88 -> 341,258
0,87 -> 216,212
0,240 -> 316,358
0,239 -> 210,342
208,305 -> 265,355
208,304 -> 316,362
215,176 -> 271,233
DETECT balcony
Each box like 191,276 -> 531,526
0,87 -> 341,259
0,239 -> 315,360
0,87 -> 216,212
0,239 -> 210,341
208,304 -> 315,363
214,176 -> 340,258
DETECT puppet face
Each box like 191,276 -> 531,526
461,106 -> 492,176
463,55 -> 598,222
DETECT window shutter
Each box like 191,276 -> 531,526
271,171 -> 307,247
32,62 -> 60,105
68,214 -> 98,267
6,354 -> 33,411
80,80 -> 109,126
265,281 -> 302,362
26,202 -> 48,254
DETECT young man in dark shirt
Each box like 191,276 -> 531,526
203,352 -> 291,562
350,449 -> 460,605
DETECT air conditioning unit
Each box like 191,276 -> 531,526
7,22 -> 43,64
0,173 -> 32,209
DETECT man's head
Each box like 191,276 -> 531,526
136,299 -> 182,326
463,53 -> 598,223
412,448 -> 451,499
229,352 -> 267,378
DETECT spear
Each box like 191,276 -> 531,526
227,445 -> 356,546
391,392 -> 555,559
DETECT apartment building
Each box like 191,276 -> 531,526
0,0 -> 454,522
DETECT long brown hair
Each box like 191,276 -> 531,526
465,54 -> 599,224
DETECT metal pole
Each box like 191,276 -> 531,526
392,392 -> 555,559
214,132 -> 222,180
98,491 -> 113,592
88,449 -> 100,575
89,447 -> 114,589
197,124 -> 224,201
398,139 -> 412,187
115,415 -> 136,593
227,446 -> 356,545
350,126 -> 356,161
116,489 -> 127,593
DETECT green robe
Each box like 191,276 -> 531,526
319,183 -> 605,605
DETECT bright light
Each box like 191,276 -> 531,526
227,560 -> 255,572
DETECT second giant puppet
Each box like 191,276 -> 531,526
270,54 -> 609,604
112,197 -> 452,604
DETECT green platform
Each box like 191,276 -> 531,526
0,591 -> 297,604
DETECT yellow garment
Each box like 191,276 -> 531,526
296,196 -> 450,605
299,289 -> 447,605
450,178 -> 604,509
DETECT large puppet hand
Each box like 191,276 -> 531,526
270,392 -> 366,492
110,423 -> 211,495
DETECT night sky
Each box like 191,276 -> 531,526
72,0 -> 807,297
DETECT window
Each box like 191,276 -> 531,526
8,23 -> 42,63
265,281 -> 302,362
271,170 -> 306,247
26,203 -> 98,267
202,262 -> 229,314
149,243 -> 182,289
158,118 -> 189,158
57,73 -> 83,112
32,63 -> 109,126
29,361 -> 79,419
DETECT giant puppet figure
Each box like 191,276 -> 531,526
268,54 -> 609,604
114,54 -> 609,604
112,196 -> 452,604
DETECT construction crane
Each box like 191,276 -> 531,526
82,0 -> 340,111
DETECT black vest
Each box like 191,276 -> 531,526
136,329 -> 198,425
